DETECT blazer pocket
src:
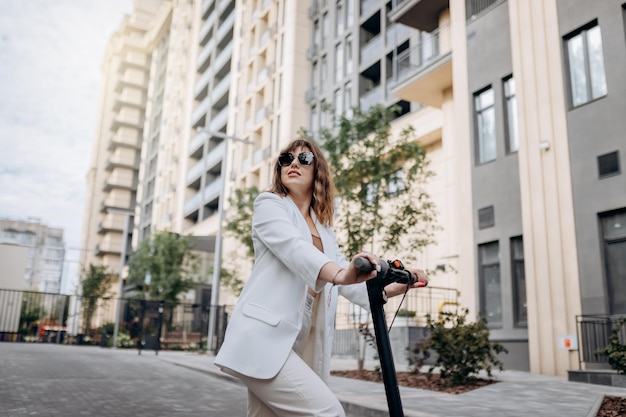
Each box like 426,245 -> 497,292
242,303 -> 282,327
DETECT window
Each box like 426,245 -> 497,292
320,55 -> 328,89
510,236 -> 527,327
321,12 -> 329,49
503,76 -> 519,153
343,81 -> 352,116
334,88 -> 342,122
597,151 -> 620,178
313,20 -> 321,49
475,87 -> 496,164
479,241 -> 502,327
311,61 -> 318,91
335,1 -> 344,36
310,105 -> 319,137
335,42 -> 343,82
565,22 -> 607,107
600,209 -> 626,314
387,170 -> 405,196
478,206 -> 494,229
345,35 -> 353,76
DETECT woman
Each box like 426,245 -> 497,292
215,137 -> 428,417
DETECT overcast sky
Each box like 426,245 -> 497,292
0,0 -> 133,293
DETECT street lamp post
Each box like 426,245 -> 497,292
200,130 -> 253,355
110,209 -> 134,349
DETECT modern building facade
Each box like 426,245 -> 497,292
0,219 -> 65,293
78,0 -> 626,377
79,0 -> 163,286
386,0 -> 626,375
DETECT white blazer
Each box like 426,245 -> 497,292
214,192 -> 370,380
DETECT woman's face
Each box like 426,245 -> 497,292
279,146 -> 315,196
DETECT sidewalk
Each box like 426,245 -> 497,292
149,351 -> 626,417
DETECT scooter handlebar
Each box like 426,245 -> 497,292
354,257 -> 416,286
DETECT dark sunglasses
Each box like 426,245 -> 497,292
278,152 -> 315,167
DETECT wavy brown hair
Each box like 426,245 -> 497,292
270,137 -> 335,226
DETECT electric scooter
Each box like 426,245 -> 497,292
355,257 -> 418,417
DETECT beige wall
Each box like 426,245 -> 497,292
0,243 -> 29,291
508,0 -> 581,375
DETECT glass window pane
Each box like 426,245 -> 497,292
504,77 -> 518,153
567,34 -> 588,106
480,242 -> 502,327
478,107 -> 496,162
586,26 -> 607,99
606,241 -> 626,314
511,237 -> 527,327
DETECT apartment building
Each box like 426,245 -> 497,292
382,0 -> 626,376
79,0 -> 625,377
79,0 -> 163,285
0,219 -> 65,293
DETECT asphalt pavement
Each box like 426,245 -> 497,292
2,343 -> 626,417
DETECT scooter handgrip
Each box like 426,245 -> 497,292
354,257 -> 374,272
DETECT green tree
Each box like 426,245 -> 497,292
126,231 -> 199,302
80,264 -> 113,336
320,104 -> 438,263
318,104 -> 439,370
221,185 -> 260,296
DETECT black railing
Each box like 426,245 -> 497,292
576,314 -> 626,369
0,288 -> 229,353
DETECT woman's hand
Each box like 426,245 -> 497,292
385,268 -> 429,298
330,252 -> 379,285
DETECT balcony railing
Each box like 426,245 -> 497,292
359,85 -> 383,112
360,34 -> 382,66
393,23 -> 449,83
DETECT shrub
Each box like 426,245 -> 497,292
597,318 -> 626,374
396,309 -> 416,317
421,308 -> 507,386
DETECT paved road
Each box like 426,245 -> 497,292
0,343 -> 247,417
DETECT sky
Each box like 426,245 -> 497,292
0,0 -> 133,293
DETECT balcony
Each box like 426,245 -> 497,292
189,131 -> 206,158
194,66 -> 213,100
191,96 -> 210,128
113,89 -> 146,111
203,179 -> 222,204
105,154 -> 137,171
210,73 -> 231,105
360,0 -> 379,17
184,191 -> 203,216
386,24 -> 412,46
110,111 -> 144,131
216,10 -> 235,43
114,72 -> 147,93
360,34 -> 382,66
199,9 -> 218,45
206,141 -> 226,172
214,42 -> 233,75
108,130 -> 141,150
197,37 -> 216,73
388,0 -> 449,32
208,106 -> 229,133
390,24 -> 452,108
103,175 -> 137,192
359,85 -> 383,112
187,159 -> 205,185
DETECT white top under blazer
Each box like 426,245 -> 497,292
214,192 -> 370,381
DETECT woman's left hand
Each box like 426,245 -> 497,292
384,268 -> 429,298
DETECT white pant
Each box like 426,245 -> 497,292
224,350 -> 345,417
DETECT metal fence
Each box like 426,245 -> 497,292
0,288 -> 230,352
576,314 -> 626,370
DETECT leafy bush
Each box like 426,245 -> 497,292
597,318 -> 626,374
420,308 -> 507,386
396,309 -> 416,317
